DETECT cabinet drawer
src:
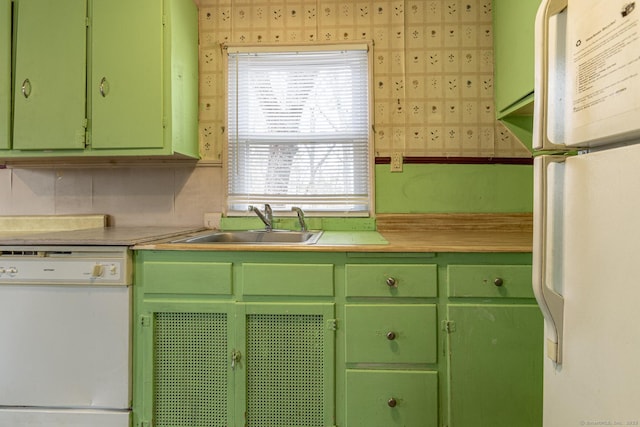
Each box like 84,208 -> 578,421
143,261 -> 232,295
345,264 -> 437,297
345,304 -> 437,364
242,263 -> 334,296
448,265 -> 533,298
346,369 -> 438,427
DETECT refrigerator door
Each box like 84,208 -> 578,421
534,0 -> 640,151
539,144 -> 640,425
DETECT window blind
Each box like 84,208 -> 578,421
227,47 -> 371,214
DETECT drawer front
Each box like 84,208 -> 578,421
448,265 -> 534,298
346,369 -> 438,427
242,263 -> 334,296
345,304 -> 437,364
345,264 -> 437,297
143,261 -> 232,295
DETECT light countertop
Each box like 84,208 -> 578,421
134,213 -> 533,253
0,214 -> 533,253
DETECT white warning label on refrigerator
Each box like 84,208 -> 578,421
569,0 -> 640,136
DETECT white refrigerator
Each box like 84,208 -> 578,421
533,0 -> 640,426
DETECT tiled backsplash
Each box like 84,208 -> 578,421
197,0 -> 530,161
0,166 -> 224,226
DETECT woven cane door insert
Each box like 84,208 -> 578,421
246,313 -> 325,427
154,312 -> 228,427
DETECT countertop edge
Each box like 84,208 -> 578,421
133,230 -> 533,253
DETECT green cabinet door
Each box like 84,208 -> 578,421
493,0 -> 542,116
0,0 -> 10,150
448,304 -> 543,427
91,0 -> 163,150
12,0 -> 87,150
137,302 -> 236,427
237,303 -> 335,427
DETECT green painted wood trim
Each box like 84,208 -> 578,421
0,0 -> 10,150
500,115 -> 534,152
375,163 -> 533,213
242,263 -> 335,296
345,264 -> 437,297
142,261 -> 233,295
447,264 -> 534,298
166,0 -> 199,159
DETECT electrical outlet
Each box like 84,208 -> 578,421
390,151 -> 403,172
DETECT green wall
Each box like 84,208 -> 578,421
375,164 -> 533,213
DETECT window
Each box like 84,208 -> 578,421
226,44 -> 372,215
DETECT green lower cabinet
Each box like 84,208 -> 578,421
137,301 -> 335,427
134,250 -> 542,427
237,303 -> 335,427
345,370 -> 438,427
447,304 -> 543,427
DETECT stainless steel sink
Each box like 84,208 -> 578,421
172,230 -> 323,245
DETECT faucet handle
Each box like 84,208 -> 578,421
291,207 -> 307,231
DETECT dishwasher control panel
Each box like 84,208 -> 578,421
0,246 -> 131,285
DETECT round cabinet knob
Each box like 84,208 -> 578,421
385,277 -> 397,287
494,277 -> 504,287
386,331 -> 396,340
387,397 -> 397,408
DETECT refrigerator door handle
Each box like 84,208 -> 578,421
533,0 -> 568,151
533,156 -> 566,364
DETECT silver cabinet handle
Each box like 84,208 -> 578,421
99,77 -> 108,97
21,79 -> 32,98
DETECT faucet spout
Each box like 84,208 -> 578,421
291,207 -> 307,231
248,204 -> 273,231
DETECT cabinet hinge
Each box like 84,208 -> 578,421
140,315 -> 152,328
162,14 -> 167,26
442,320 -> 456,333
85,16 -> 90,27
327,319 -> 337,331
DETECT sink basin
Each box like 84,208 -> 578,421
172,230 -> 323,245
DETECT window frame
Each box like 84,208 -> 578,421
222,42 -> 375,218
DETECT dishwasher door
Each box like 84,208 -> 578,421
0,283 -> 131,409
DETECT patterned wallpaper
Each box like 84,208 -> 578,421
197,0 -> 530,162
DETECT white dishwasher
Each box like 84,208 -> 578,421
0,246 -> 132,427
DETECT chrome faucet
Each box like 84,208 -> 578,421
291,207 -> 307,231
248,204 -> 273,231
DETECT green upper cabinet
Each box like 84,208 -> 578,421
493,0 -> 542,118
0,0 -> 11,150
90,0 -> 163,150
12,0 -> 87,150
5,0 -> 199,159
